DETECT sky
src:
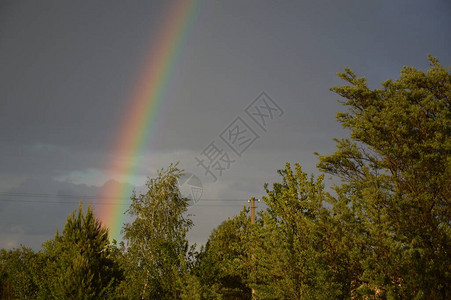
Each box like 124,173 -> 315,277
1,0 -> 450,250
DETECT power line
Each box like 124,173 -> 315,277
0,192 -> 247,202
0,198 -> 248,206
0,191 -> 122,200
0,199 -> 128,205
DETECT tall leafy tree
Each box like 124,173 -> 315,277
251,163 -> 353,299
317,56 -> 450,298
196,207 -> 252,299
41,204 -> 121,299
0,246 -> 42,299
119,164 -> 194,299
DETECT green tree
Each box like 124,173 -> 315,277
0,246 -> 43,299
41,204 -> 121,299
251,163 -> 353,299
196,207 -> 252,299
317,56 -> 450,298
119,164 -> 194,299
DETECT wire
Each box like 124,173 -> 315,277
0,199 -> 123,205
0,192 -> 248,202
0,197 -> 248,207
0,192 -> 126,200
0,200 -> 245,207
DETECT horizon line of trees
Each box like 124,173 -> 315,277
1,56 -> 449,299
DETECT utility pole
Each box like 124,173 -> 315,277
248,197 -> 260,299
248,197 -> 260,224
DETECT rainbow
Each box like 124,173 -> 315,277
98,0 -> 201,241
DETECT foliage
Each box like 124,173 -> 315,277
119,163 -> 194,299
316,55 -> 450,298
40,204 -> 121,299
196,207 -> 252,299
0,56 -> 448,299
0,246 -> 42,299
250,163 -> 353,299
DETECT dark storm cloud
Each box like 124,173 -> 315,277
0,174 -> 137,249
0,1 -> 168,152
0,176 -> 100,248
0,0 -> 449,249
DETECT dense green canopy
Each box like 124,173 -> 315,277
1,57 -> 449,299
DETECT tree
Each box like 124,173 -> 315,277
119,164 -> 194,299
251,163 -> 353,299
229,56 -> 449,299
196,207 -> 252,299
41,203 -> 121,299
0,246 -> 42,299
317,56 -> 450,298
